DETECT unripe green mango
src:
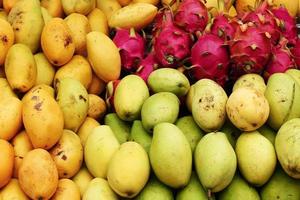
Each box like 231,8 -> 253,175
194,132 -> 237,193
261,167 -> 300,200
148,68 -> 190,97
55,77 -> 89,132
286,69 -> 300,85
141,92 -> 180,132
275,118 -> 300,179
175,116 -> 204,153
258,125 -> 276,145
265,73 -> 300,130
150,122 -> 192,188
236,131 -> 277,186
8,0 -> 44,53
129,120 -> 152,153
218,174 -> 260,200
114,75 -> 149,121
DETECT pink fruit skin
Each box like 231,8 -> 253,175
189,33 -> 230,87
264,39 -> 296,80
135,53 -> 158,82
291,39 -> 300,68
211,14 -> 236,41
174,0 -> 209,33
272,7 -> 297,45
229,23 -> 272,78
113,29 -> 145,72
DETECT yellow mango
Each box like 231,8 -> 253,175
87,8 -> 109,35
118,0 -> 132,6
0,19 -> 14,66
0,179 -> 29,200
0,78 -> 16,99
72,167 -> 94,197
132,0 -> 159,5
34,53 -> 55,86
22,86 -> 64,149
83,178 -> 118,200
87,73 -> 106,95
77,117 -> 100,146
86,31 -> 121,82
0,10 -> 7,21
96,0 -> 121,20
3,0 -> 18,13
41,0 -> 64,18
62,0 -> 96,15
41,7 -> 53,24
0,139 -> 14,189
51,179 -> 81,200
34,84 -> 55,97
88,94 -> 106,120
108,3 -> 158,30
41,18 -> 75,67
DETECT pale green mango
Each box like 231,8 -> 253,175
150,122 -> 192,188
258,125 -> 276,145
261,167 -> 300,200
218,174 -> 260,200
104,113 -> 131,144
220,120 -> 240,148
286,69 -> 300,86
135,176 -> 174,200
275,118 -> 300,179
148,68 -> 190,97
55,77 -> 89,132
114,75 -> 149,121
194,132 -> 237,193
176,172 -> 210,200
236,131 -> 277,186
8,0 -> 44,53
41,7 -> 52,24
175,116 -> 204,153
83,178 -> 118,200
265,73 -> 300,130
129,120 -> 152,153
233,73 -> 266,94
141,92 -> 180,132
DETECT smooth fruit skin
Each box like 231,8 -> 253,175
0,139 -> 14,189
83,178 -> 118,200
72,167 -> 93,197
232,73 -> 266,94
130,120 -> 152,154
51,179 -> 81,200
0,19 -> 14,66
0,179 -> 29,200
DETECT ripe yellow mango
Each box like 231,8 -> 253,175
0,179 -> 29,200
34,53 -> 55,86
0,19 -> 14,66
87,8 -> 109,35
0,139 -> 14,189
72,167 -> 94,197
41,0 -> 64,17
3,0 -> 18,13
87,73 -> 106,95
83,178 -> 118,200
88,94 -> 106,120
51,179 -> 81,200
132,0 -> 159,5
0,78 -> 16,99
77,117 -> 100,146
96,0 -> 121,20
62,0 -> 96,15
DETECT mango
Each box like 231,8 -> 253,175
118,0 -> 131,6
186,84 -> 195,112
233,73 -> 266,94
107,141 -> 150,198
72,167 -> 94,197
96,0 -> 121,19
88,73 -> 106,95
87,94 -> 106,120
83,178 -> 118,200
0,19 -> 14,66
286,69 -> 300,85
22,86 -> 63,149
8,0 -> 44,53
265,73 -> 300,130
77,117 -> 100,146
192,79 -> 228,132
275,118 -> 300,178
130,120 -> 152,153
0,78 -> 16,99
41,18 -> 75,66
218,174 -> 260,200
55,78 -> 89,132
86,31 -> 121,82
0,139 -> 14,189
195,132 -> 237,192
220,120 -> 241,148
41,7 -> 53,24
51,179 -> 80,200
85,125 -> 120,178
175,116 -> 204,153
3,0 -> 18,13
34,53 -> 55,86
87,8 -> 109,35
5,43 -> 37,93
0,179 -> 29,200
226,87 -> 269,131
114,75 -> 149,121
150,123 -> 192,188
236,131 -> 277,186
35,84 -> 55,97
61,0 -> 96,15
41,0 -> 64,17
133,0 -> 159,5
18,149 -> 58,200
258,125 -> 276,145
141,92 -> 180,132
0,10 -> 7,21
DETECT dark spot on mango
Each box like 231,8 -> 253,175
79,95 -> 87,102
31,96 -> 38,100
61,154 -> 67,160
251,123 -> 257,127
64,35 -> 72,47
63,172 -> 68,176
1,35 -> 8,43
125,191 -> 134,197
38,196 -> 43,200
34,102 -> 43,111
56,150 -> 64,156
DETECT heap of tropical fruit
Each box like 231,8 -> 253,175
2,0 -> 300,199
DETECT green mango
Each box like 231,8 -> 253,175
258,125 -> 276,145
261,167 -> 300,200
150,123 -> 192,188
135,176 -> 174,200
141,92 -> 180,132
104,113 -> 131,144
114,75 -> 149,121
129,120 -> 152,153
194,132 -> 237,193
175,116 -> 204,153
286,69 -> 300,86
218,174 -> 260,200
147,68 -> 190,97
221,120 -> 241,148
176,172 -> 211,200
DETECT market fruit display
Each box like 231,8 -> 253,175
2,0 -> 300,199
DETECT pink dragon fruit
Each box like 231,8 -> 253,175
135,53 -> 158,82
264,38 -> 296,79
153,10 -> 193,67
188,33 -> 230,87
272,6 -> 297,45
105,80 -> 120,111
242,1 -> 280,44
210,14 -> 237,41
113,28 -> 145,72
229,23 -> 272,78
291,39 -> 300,68
174,0 -> 209,34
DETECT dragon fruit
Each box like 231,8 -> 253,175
174,0 -> 209,34
135,53 -> 158,82
210,14 -> 237,41
272,6 -> 297,45
242,1 -> 280,44
229,23 -> 272,78
105,80 -> 120,110
113,28 -> 145,72
153,10 -> 193,67
264,38 -> 296,79
291,39 -> 300,68
188,33 -> 230,87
